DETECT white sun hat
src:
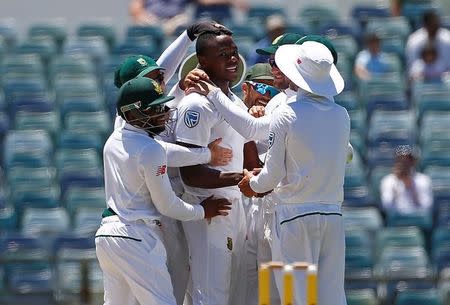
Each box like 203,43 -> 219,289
274,41 -> 344,97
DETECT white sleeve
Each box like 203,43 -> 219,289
419,175 -> 433,211
156,139 -> 211,167
156,31 -> 192,83
140,144 -> 204,221
175,95 -> 217,147
249,107 -> 292,193
380,176 -> 395,210
207,89 -> 270,141
166,83 -> 185,109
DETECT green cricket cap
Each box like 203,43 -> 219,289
114,55 -> 164,88
296,35 -> 338,64
245,63 -> 273,81
116,77 -> 174,118
256,33 -> 304,55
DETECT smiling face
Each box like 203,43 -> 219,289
269,54 -> 290,90
197,34 -> 239,86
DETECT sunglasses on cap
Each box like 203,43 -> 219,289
145,105 -> 170,115
247,81 -> 280,98
268,58 -> 278,68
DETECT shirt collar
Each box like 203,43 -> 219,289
121,122 -> 149,135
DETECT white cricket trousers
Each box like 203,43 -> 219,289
272,203 -> 347,305
161,216 -> 190,305
246,196 -> 280,305
181,193 -> 247,305
95,215 -> 177,305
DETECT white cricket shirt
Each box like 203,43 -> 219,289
175,91 -> 247,199
380,171 -> 433,213
250,90 -> 350,205
103,123 -> 204,222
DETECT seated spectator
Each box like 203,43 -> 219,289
129,0 -> 190,35
409,43 -> 450,83
406,10 -> 450,67
354,32 -> 392,81
247,14 -> 286,66
380,145 -> 433,214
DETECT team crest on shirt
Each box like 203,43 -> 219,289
227,237 -> 233,251
184,110 -> 200,128
268,131 -> 275,149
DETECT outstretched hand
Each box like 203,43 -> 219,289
208,138 -> 233,166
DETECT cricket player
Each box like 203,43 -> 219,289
112,53 -> 233,305
111,21 -> 234,305
175,30 -> 251,305
95,76 -> 232,305
239,41 -> 350,305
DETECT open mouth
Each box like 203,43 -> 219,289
226,66 -> 238,73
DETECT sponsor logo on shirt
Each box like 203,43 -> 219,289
268,131 -> 275,149
184,110 -> 200,128
227,237 -> 233,251
156,165 -> 167,176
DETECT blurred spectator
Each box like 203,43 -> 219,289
194,0 -> 248,23
247,14 -> 286,66
409,43 -> 450,83
405,10 -> 450,67
380,145 -> 433,214
390,0 -> 402,17
129,0 -> 191,35
354,32 -> 391,81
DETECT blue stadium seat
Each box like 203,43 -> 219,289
21,207 -> 70,237
28,21 -> 67,52
0,20 -> 18,50
126,25 -> 164,47
14,111 -> 60,139
368,110 -> 416,148
3,130 -> 53,171
299,5 -> 340,33
395,289 -> 442,305
247,6 -> 285,25
113,37 -> 159,59
0,207 -> 18,232
346,289 -> 379,305
64,186 -> 105,214
15,36 -> 58,66
375,227 -> 425,257
385,210 -> 433,230
57,130 -> 104,154
76,22 -> 116,51
63,37 -> 109,70
343,207 -> 383,232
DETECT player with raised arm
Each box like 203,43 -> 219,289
95,76 -> 232,305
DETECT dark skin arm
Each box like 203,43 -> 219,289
243,141 -> 262,171
177,141 -> 244,188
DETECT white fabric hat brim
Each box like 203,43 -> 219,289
275,44 -> 344,97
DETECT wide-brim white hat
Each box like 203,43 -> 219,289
275,41 -> 344,97
178,52 -> 247,89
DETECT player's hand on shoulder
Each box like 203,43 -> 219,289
181,68 -> 209,90
185,79 -> 217,96
248,105 -> 265,118
208,138 -> 233,166
200,195 -> 232,218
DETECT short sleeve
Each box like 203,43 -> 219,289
175,94 -> 217,147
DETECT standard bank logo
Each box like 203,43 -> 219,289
184,110 -> 200,128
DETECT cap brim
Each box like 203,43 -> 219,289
275,44 -> 344,97
178,52 -> 247,89
137,65 -> 165,78
146,95 -> 175,108
249,75 -> 274,81
255,45 -> 278,55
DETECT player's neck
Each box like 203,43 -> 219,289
209,78 -> 230,95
